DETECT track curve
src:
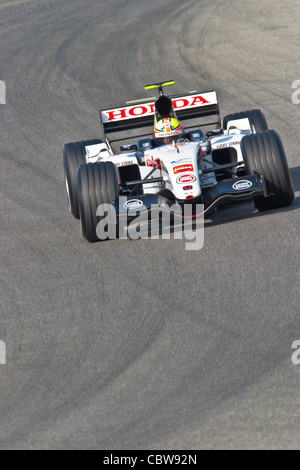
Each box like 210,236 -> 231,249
0,0 -> 300,449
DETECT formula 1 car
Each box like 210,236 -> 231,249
63,80 -> 294,242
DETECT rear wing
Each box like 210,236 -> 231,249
100,90 -> 220,143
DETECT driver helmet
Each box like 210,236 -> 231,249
154,117 -> 183,145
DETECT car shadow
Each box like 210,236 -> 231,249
126,166 -> 300,237
205,198 -> 299,229
290,166 -> 300,192
205,165 -> 300,228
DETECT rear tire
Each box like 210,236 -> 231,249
63,139 -> 102,218
241,130 -> 294,211
223,109 -> 268,133
77,162 -> 119,242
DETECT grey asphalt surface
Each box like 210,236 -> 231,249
0,0 -> 300,450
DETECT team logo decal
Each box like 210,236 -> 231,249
232,180 -> 253,190
176,174 -> 196,184
173,164 -> 194,174
124,199 -> 144,209
145,156 -> 161,170
103,94 -> 213,122
170,157 -> 192,165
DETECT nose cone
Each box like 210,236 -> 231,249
157,143 -> 201,200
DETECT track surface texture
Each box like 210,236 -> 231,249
1,0 -> 300,450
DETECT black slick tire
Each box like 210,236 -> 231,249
63,139 -> 102,218
223,109 -> 268,133
77,162 -> 119,242
241,130 -> 294,211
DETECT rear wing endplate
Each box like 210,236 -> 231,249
100,90 -> 220,142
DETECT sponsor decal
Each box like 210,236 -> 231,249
177,174 -> 196,184
232,180 -> 252,190
216,143 -> 229,149
124,199 -> 144,209
102,92 -> 217,122
115,160 -> 136,167
154,130 -> 179,137
145,156 -> 161,169
173,164 -> 194,174
170,157 -> 192,165
215,141 -> 240,149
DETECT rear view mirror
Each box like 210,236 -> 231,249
206,129 -> 223,137
120,144 -> 137,152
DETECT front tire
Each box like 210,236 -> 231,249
223,109 -> 268,133
241,130 -> 294,211
77,162 -> 119,242
63,139 -> 102,218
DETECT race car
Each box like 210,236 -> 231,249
63,80 -> 294,242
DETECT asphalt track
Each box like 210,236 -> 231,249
0,0 -> 300,450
